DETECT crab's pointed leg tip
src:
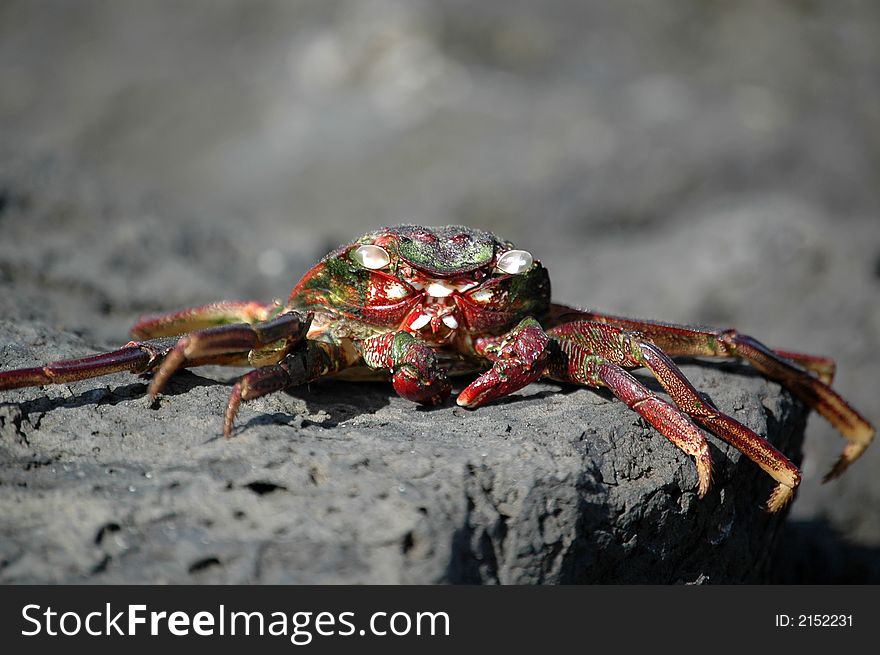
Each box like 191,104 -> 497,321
822,440 -> 872,483
223,383 -> 242,439
765,484 -> 795,514
696,474 -> 711,499
822,458 -> 848,483
695,449 -> 713,499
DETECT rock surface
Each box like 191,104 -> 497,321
0,0 -> 877,583
0,319 -> 805,584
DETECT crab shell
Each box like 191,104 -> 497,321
288,225 -> 551,343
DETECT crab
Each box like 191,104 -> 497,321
0,225 -> 874,511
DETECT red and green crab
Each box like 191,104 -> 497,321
0,225 -> 873,511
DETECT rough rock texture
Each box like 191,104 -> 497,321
0,319 -> 805,584
1,0 -> 878,582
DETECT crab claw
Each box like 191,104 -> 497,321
392,338 -> 452,405
457,317 -> 550,408
456,358 -> 539,408
393,364 -> 451,405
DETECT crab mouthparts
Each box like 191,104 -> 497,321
402,279 -> 474,341
399,274 -> 481,342
424,281 -> 456,298
405,304 -> 461,339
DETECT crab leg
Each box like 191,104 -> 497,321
548,305 -> 837,380
549,321 -> 801,511
0,311 -> 312,398
224,340 -> 345,437
761,348 -> 836,385
0,336 -> 270,391
0,339 -> 171,390
456,317 -> 551,408
147,311 -> 312,400
549,304 -> 873,480
359,331 -> 452,405
131,300 -> 280,339
547,344 -> 714,499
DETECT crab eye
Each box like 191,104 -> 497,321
352,244 -> 391,269
496,249 -> 533,275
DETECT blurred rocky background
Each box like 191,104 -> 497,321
0,0 -> 878,581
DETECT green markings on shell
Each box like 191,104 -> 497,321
706,335 -> 721,355
392,225 -> 500,275
504,262 -> 551,317
296,250 -> 371,317
391,331 -> 415,365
